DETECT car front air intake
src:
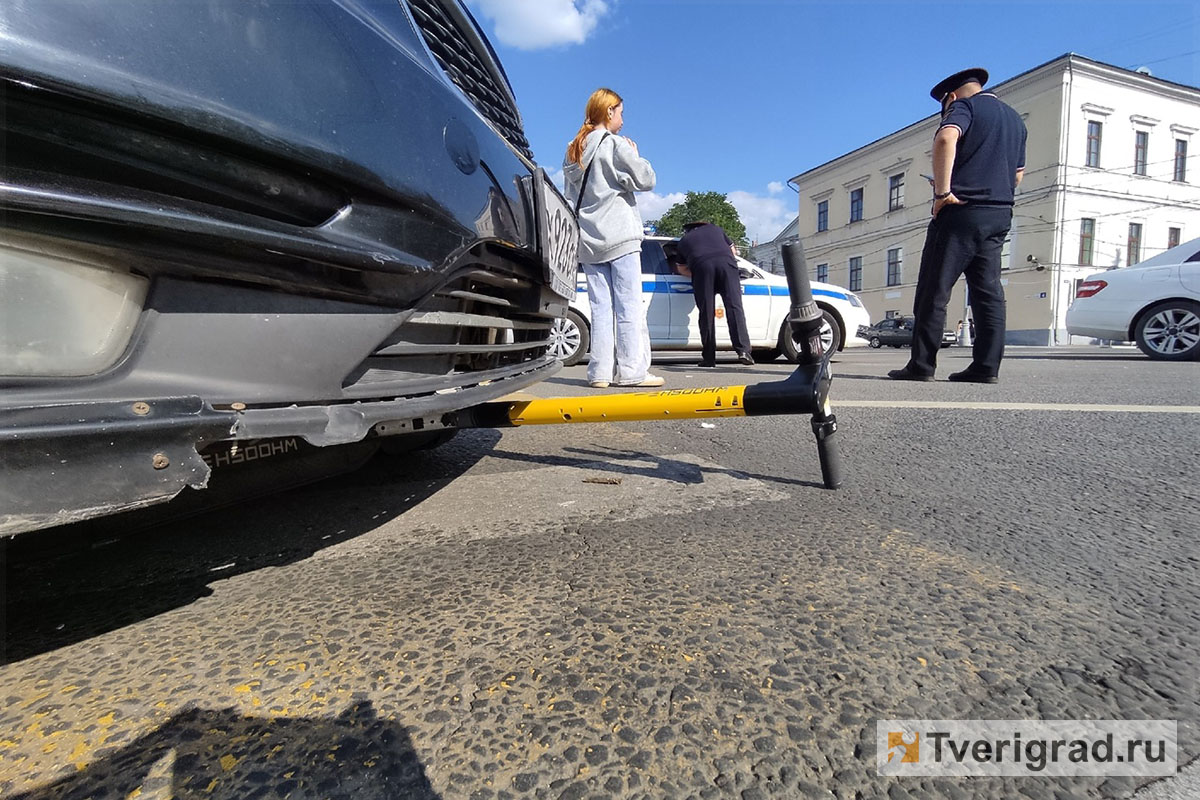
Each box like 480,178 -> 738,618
341,246 -> 556,395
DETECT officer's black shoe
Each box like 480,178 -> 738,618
948,368 -> 998,384
737,352 -> 755,365
887,366 -> 934,382
697,360 -> 717,368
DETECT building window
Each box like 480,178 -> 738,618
1128,222 -> 1142,266
1176,139 -> 1188,182
816,263 -> 829,283
849,188 -> 863,222
816,200 -> 828,232
1134,131 -> 1149,175
1079,218 -> 1095,266
1086,121 -> 1102,167
848,256 -> 862,291
885,310 -> 899,320
1168,227 -> 1181,249
888,174 -> 904,211
886,248 -> 902,286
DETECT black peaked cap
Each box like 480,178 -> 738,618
930,67 -> 989,101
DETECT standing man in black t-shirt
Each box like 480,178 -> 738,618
889,67 -> 1027,384
674,221 -> 754,367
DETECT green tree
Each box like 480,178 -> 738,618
648,191 -> 748,251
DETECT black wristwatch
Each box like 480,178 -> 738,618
934,191 -> 952,200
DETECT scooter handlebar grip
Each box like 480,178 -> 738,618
817,432 -> 844,490
781,243 -> 812,308
812,412 -> 843,489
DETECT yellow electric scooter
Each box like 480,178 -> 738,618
457,243 -> 844,490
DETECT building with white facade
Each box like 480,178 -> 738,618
748,218 -> 798,276
789,54 -> 1200,344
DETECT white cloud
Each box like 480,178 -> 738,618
472,0 -> 610,51
635,191 -> 686,224
635,187 -> 795,242
767,181 -> 785,195
727,188 -> 797,244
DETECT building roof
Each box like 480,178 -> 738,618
768,216 -> 799,244
788,53 -> 1200,184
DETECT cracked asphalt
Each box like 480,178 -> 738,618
2,347 -> 1197,799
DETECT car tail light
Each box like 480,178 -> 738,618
1,241 -> 148,376
1075,279 -> 1108,299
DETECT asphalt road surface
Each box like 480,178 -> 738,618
2,346 -> 1197,799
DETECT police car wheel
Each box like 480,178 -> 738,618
781,310 -> 841,362
549,309 -> 590,366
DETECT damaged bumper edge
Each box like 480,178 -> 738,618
0,397 -> 234,535
1,358 -> 560,535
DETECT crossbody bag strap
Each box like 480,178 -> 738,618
574,132 -> 612,214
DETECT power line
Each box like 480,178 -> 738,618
1086,18 -> 1190,56
800,197 -> 1190,271
1130,48 -> 1200,69
1019,155 -> 1187,186
1014,197 -> 1200,233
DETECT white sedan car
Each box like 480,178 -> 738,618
548,237 -> 871,366
1066,236 -> 1200,361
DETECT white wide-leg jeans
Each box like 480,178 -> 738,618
583,251 -> 651,385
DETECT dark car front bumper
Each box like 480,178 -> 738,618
0,0 -> 575,534
1,359 -> 555,534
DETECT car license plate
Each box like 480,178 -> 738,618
534,168 -> 579,300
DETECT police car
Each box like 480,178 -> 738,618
548,237 -> 872,366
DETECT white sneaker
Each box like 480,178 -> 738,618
588,380 -> 610,388
618,373 -> 665,388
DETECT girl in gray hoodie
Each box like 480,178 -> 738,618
563,88 -> 661,388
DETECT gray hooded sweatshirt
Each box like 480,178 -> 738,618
562,129 -> 656,264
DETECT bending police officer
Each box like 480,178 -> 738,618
673,221 -> 754,367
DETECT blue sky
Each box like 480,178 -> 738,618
466,1 -> 1200,243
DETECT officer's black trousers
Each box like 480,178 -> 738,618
910,204 -> 1011,376
691,261 -> 751,363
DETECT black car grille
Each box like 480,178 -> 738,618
407,0 -> 533,160
342,265 -> 553,396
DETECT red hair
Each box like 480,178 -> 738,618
566,87 -> 622,165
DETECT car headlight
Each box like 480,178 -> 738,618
1,242 -> 149,377
846,293 -> 864,308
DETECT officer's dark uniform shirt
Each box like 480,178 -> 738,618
675,223 -> 734,269
940,93 -> 1027,205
